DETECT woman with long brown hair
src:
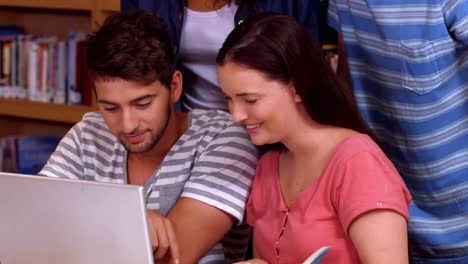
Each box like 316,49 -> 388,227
217,13 -> 412,264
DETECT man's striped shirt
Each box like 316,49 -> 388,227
328,0 -> 468,263
40,109 -> 259,263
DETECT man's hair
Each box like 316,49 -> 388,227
86,11 -> 175,88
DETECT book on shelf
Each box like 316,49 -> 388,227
0,25 -> 24,98
323,44 -> 339,73
0,136 -> 17,173
302,246 -> 330,264
67,31 -> 87,105
0,27 -> 92,106
0,135 -> 61,175
0,25 -> 23,36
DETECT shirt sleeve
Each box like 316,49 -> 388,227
121,0 -> 157,13
443,0 -> 468,45
327,0 -> 341,33
332,150 -> 412,232
120,0 -> 137,12
181,123 -> 259,224
298,0 -> 328,43
39,124 -> 85,180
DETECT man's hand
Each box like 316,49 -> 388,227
147,210 -> 180,264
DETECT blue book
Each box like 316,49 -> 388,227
0,25 -> 23,36
302,246 -> 330,264
15,135 -> 61,174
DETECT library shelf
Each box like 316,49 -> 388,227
0,98 -> 96,124
0,0 -> 93,11
97,0 -> 120,12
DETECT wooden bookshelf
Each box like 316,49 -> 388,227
0,116 -> 74,137
0,0 -> 118,137
97,0 -> 120,12
0,0 -> 93,11
92,0 -> 120,30
0,99 -> 96,124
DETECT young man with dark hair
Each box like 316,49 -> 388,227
40,11 -> 258,264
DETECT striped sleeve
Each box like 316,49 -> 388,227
181,123 -> 258,223
327,0 -> 341,32
39,123 -> 85,180
443,0 -> 468,45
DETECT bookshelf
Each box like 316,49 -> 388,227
0,98 -> 93,123
0,0 -> 93,11
0,0 -> 119,136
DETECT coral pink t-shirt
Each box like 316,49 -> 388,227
246,134 -> 411,264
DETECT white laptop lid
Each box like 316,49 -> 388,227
0,172 -> 154,264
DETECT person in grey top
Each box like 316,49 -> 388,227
40,11 -> 258,264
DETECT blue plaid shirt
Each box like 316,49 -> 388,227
328,0 -> 468,263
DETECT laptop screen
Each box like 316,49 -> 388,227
0,172 -> 154,264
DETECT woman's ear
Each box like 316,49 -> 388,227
289,82 -> 302,103
294,93 -> 302,103
170,70 -> 183,103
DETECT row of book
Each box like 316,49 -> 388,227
0,25 -> 92,105
0,135 -> 61,175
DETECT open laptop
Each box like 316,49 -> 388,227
0,172 -> 154,264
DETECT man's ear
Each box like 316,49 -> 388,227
170,70 -> 183,103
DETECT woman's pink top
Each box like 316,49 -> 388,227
247,134 -> 411,264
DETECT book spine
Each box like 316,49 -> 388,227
54,41 -> 67,104
27,41 -> 39,101
2,41 -> 11,97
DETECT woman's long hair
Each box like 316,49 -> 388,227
217,13 -> 381,147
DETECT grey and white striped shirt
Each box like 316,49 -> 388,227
40,109 -> 259,263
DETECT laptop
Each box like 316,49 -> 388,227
0,172 -> 154,264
